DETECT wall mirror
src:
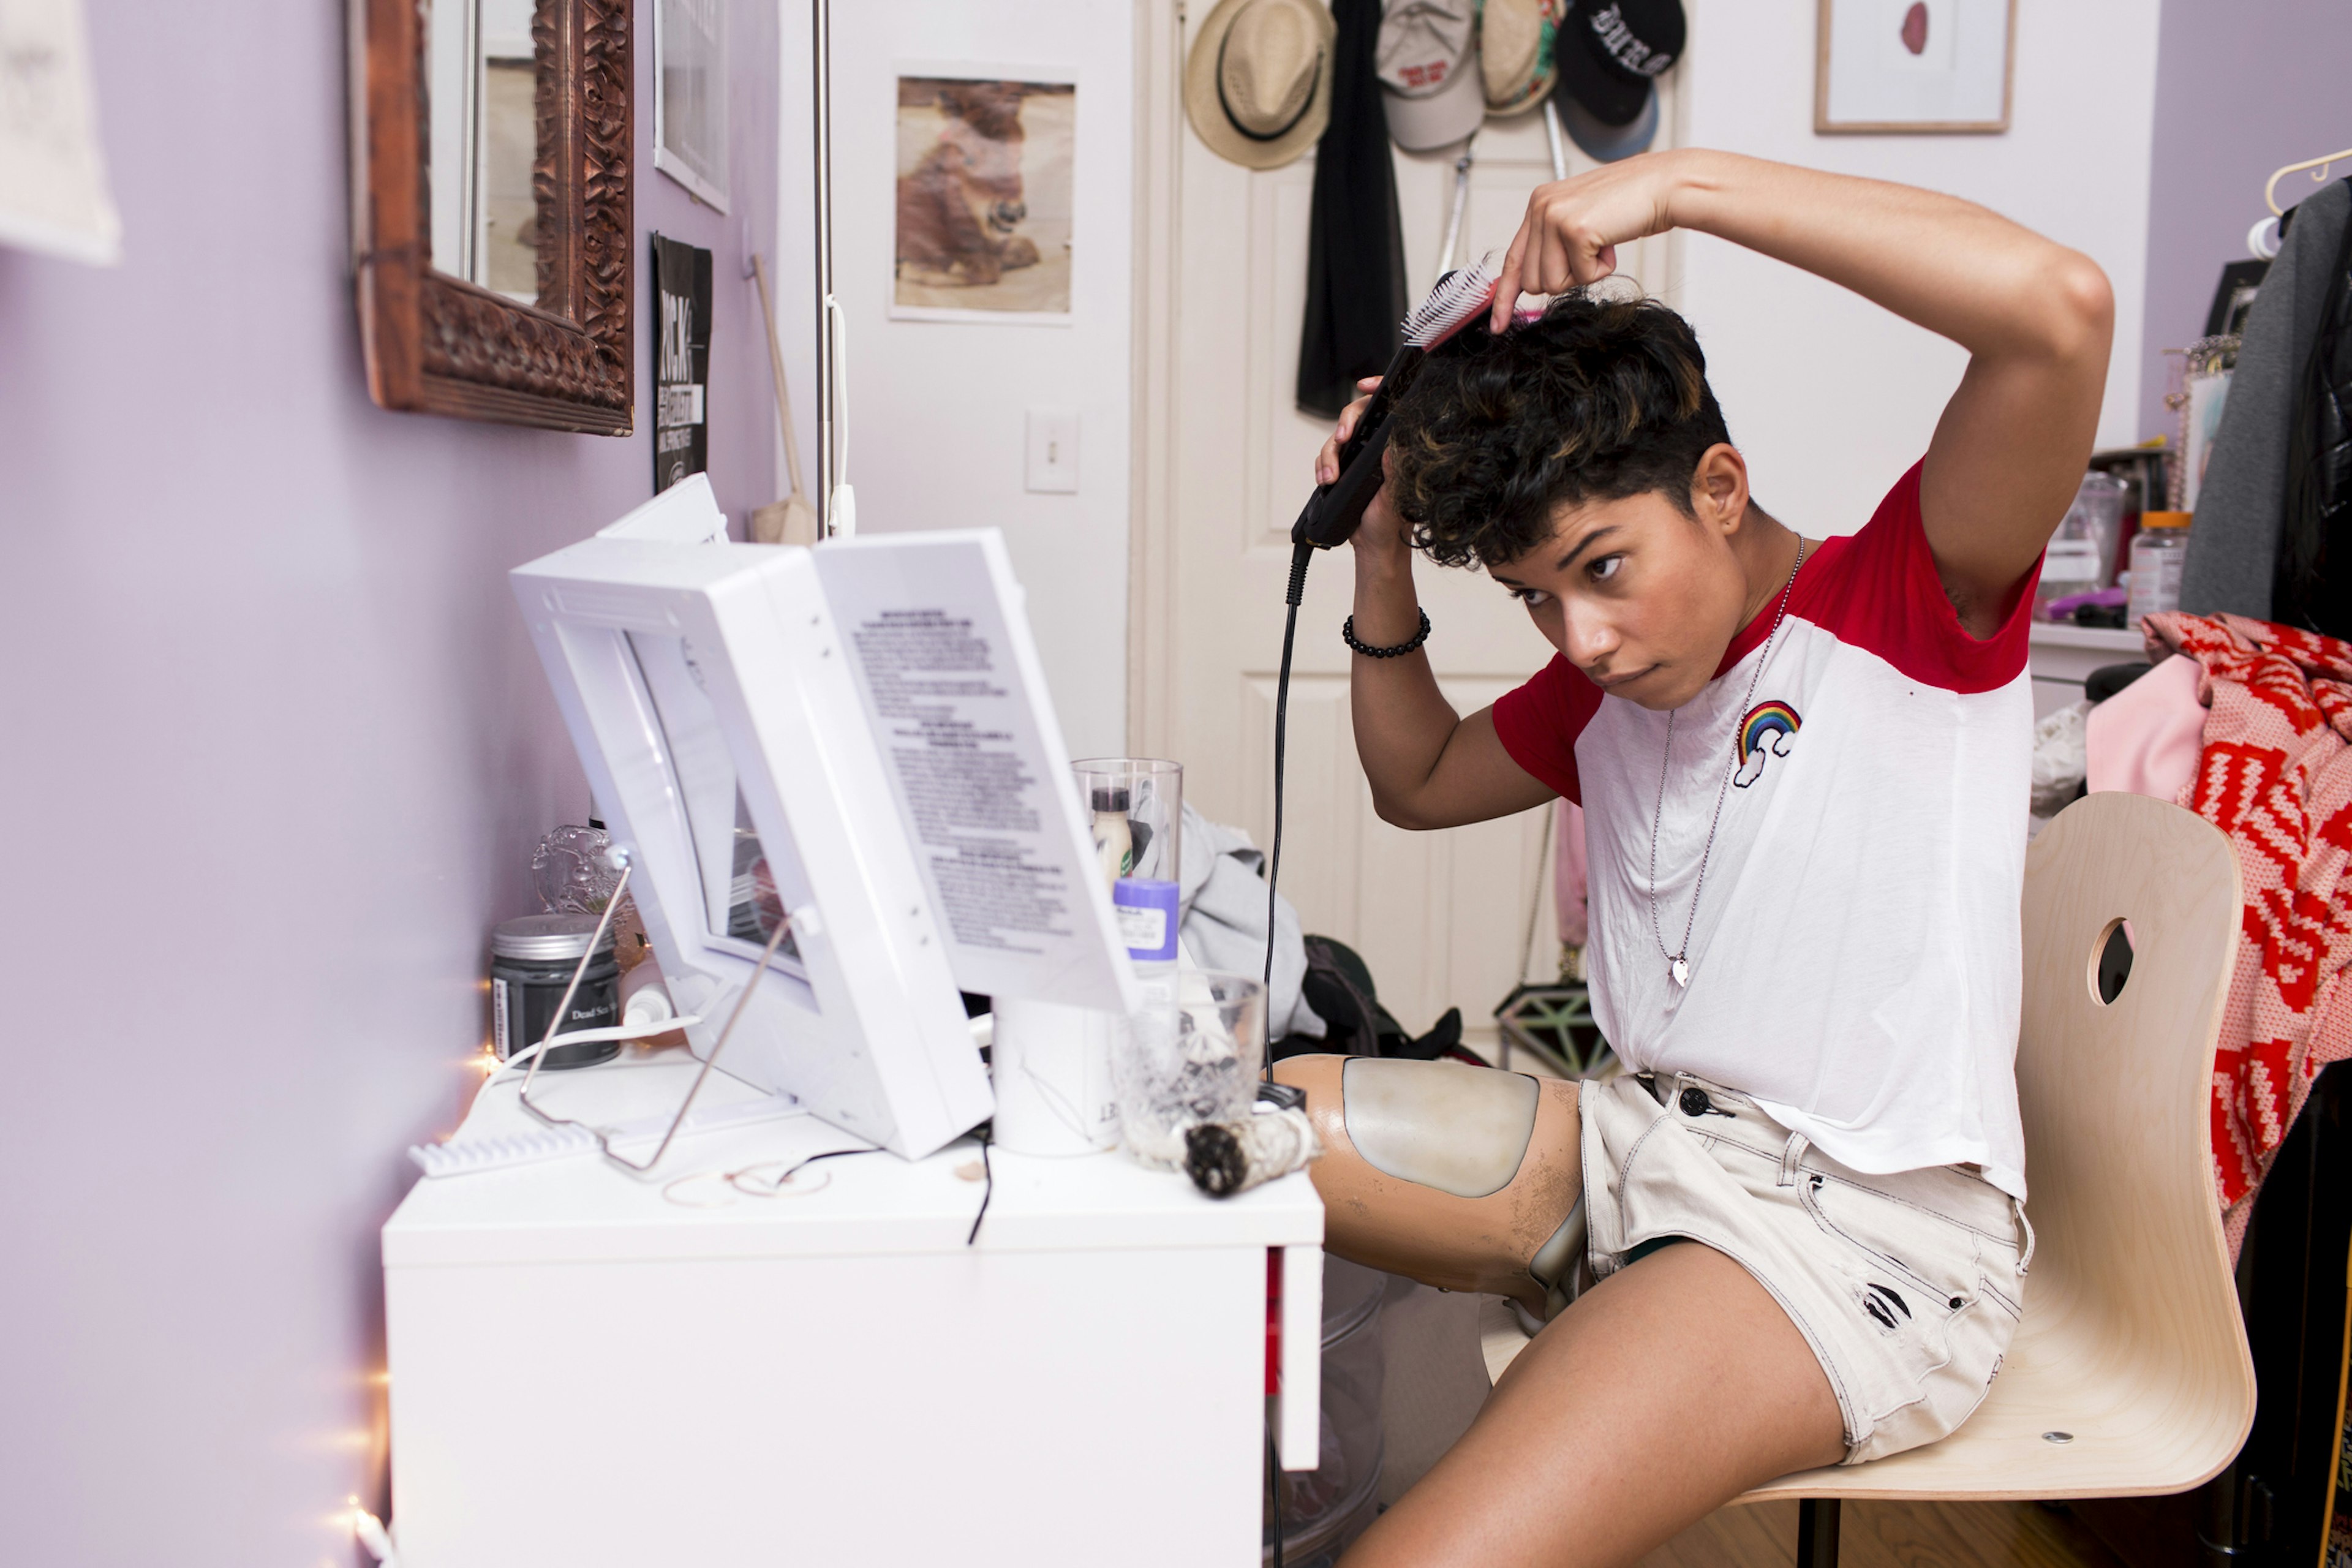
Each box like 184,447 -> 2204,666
353,0 -> 634,434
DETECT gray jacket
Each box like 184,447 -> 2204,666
2181,179 -> 2351,620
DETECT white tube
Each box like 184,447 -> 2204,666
619,960 -> 675,1027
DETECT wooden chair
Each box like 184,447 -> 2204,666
1480,791 -> 2258,1565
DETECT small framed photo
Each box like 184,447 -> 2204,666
655,0 -> 729,210
2177,341 -> 2235,514
1815,0 -> 2016,135
2204,259 -> 2269,339
892,66 -> 1076,325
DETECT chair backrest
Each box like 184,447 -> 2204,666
2019,792 -> 2253,1482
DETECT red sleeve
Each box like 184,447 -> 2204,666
1798,460 -> 2038,693
1491,655 -> 1604,803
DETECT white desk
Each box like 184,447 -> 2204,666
383,1056 -> 1324,1567
2029,620 -> 2146,718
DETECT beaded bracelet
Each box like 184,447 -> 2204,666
1341,609 -> 1432,658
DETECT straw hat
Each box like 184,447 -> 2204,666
1481,0 -> 1564,116
1185,0 -> 1336,170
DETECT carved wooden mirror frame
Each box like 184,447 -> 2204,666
353,0 -> 634,435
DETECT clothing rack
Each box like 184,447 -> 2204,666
2249,147 -> 2351,257
2266,146 -> 2352,216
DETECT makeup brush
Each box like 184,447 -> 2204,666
1291,254 -> 1506,551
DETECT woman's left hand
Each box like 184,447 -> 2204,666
1488,150 -> 1687,331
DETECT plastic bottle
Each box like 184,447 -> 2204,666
2127,511 -> 2191,625
1090,786 -> 1134,888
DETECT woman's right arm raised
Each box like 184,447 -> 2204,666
1321,380 -> 1558,831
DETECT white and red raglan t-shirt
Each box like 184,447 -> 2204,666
1493,462 -> 2037,1197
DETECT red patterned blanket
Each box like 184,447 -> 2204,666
2144,611 -> 2352,1253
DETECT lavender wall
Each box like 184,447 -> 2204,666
2136,0 -> 2352,437
0,4 -> 777,1564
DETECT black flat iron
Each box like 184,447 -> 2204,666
1262,260 -> 1507,1014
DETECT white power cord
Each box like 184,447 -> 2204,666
823,292 -> 856,537
353,1503 -> 398,1566
484,1013 -> 707,1091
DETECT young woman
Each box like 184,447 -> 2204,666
1274,149 -> 2113,1567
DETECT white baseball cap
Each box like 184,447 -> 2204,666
1379,0 -> 1486,153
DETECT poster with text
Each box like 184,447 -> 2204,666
652,234 -> 711,493
892,73 -> 1074,323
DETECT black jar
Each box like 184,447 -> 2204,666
490,914 -> 622,1069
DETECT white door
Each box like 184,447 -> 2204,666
1131,2 -> 1682,1053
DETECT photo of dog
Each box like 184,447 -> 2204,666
894,75 -> 1074,319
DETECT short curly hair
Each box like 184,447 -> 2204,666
1386,291 -> 1731,570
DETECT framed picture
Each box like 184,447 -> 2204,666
891,67 -> 1076,324
2177,342 -> 2235,514
1815,0 -> 2016,135
651,235 -> 712,494
2204,258 -> 2269,338
655,0 -> 729,210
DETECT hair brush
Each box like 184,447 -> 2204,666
1291,257 -> 1507,550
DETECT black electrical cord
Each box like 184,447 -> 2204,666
1263,541 -> 1316,1079
965,1120 -> 993,1246
1265,549 -> 1312,1568
1267,1420 -> 1286,1568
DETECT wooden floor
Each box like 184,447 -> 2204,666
1640,1499 -> 2132,1568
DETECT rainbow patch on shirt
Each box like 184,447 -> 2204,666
1734,700 -> 1801,788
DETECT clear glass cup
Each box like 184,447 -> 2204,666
2071,471 -> 2131,586
1113,969 -> 1265,1169
1072,758 -> 1183,968
2038,471 -> 2132,614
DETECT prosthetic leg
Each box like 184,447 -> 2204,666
1272,1055 -> 1587,1319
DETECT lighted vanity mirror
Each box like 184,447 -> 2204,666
513,479 -> 1140,1158
352,0 -> 634,434
513,530 -> 994,1159
622,628 -> 805,960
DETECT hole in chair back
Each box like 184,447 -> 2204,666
2092,918 -> 2133,1006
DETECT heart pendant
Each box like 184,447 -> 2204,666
1670,957 -> 1690,989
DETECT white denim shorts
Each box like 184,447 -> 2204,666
1579,1071 -> 2033,1464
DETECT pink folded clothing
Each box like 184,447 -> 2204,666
2085,654 -> 2203,801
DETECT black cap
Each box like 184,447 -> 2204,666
1091,786 -> 1131,813
1556,0 -> 1684,129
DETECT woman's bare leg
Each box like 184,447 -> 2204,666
1344,1240 -> 1846,1568
1269,1054 -> 1844,1564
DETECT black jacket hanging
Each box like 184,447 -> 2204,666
2274,190 -> 2352,637
1296,0 -> 1408,420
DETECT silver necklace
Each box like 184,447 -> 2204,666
1648,537 -> 1810,989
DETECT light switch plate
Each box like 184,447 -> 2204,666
1025,410 -> 1079,494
